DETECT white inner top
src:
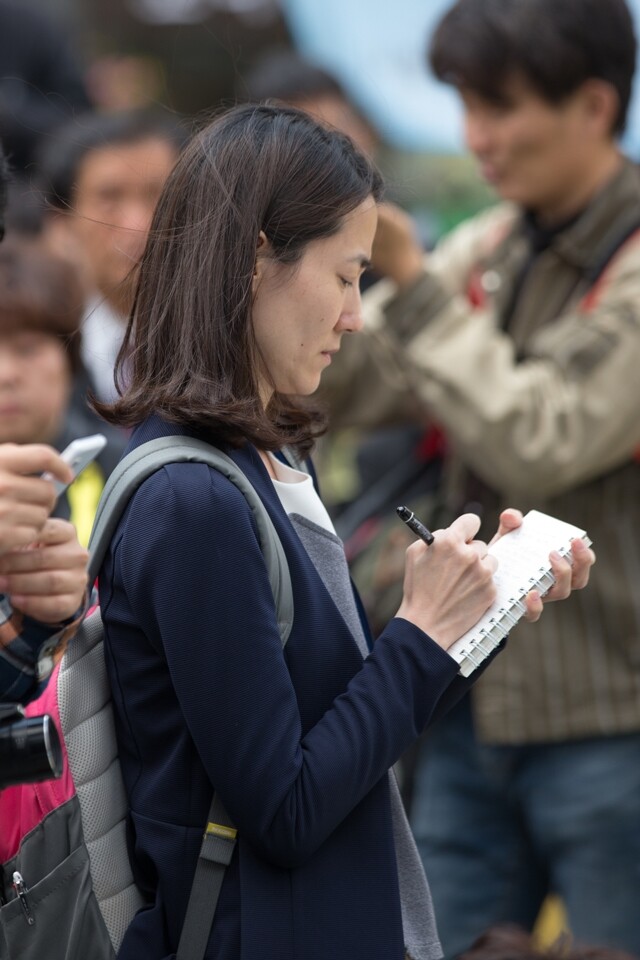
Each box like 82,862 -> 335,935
268,453 -> 336,534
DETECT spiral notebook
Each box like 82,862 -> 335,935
448,510 -> 592,677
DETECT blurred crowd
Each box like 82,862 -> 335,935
0,0 -> 639,958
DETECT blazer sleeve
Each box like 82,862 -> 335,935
116,463 -> 460,869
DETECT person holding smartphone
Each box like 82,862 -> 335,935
0,442 -> 89,705
0,149 -> 90,707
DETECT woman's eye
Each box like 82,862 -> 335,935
339,277 -> 354,288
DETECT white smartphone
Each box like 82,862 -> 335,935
44,434 -> 108,497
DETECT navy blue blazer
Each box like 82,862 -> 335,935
100,415 -> 478,960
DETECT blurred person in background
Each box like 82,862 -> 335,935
0,0 -> 91,234
86,54 -> 166,114
0,234 -> 124,545
38,110 -> 185,404
0,145 -> 88,708
241,49 -> 378,159
0,435 -> 89,707
322,0 -> 640,955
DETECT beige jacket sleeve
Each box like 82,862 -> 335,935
323,205 -> 640,500
383,240 -> 640,500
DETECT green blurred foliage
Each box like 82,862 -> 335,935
378,147 -> 497,242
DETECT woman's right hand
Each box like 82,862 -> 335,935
395,513 -> 497,651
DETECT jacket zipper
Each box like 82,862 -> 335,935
12,871 -> 35,925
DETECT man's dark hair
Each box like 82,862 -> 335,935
96,103 -> 384,455
429,0 -> 636,135
38,109 -> 189,212
241,51 -> 346,105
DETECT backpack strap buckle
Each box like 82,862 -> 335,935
201,820 -> 237,866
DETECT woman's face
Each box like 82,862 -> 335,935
251,197 -> 378,404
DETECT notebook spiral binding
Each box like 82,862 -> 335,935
455,536 -> 592,678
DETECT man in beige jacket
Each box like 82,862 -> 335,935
322,0 -> 640,955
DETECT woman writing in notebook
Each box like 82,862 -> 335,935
96,104 -> 594,960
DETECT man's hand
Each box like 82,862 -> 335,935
371,202 -> 426,289
491,508 -> 596,622
0,518 -> 89,623
0,444 -> 74,553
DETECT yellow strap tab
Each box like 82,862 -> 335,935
205,822 -> 237,841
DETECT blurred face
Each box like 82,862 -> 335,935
296,94 -> 377,156
461,74 -> 613,217
64,137 -> 177,301
0,331 -> 71,444
251,197 -> 378,404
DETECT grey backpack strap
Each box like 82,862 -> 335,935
88,435 -> 294,645
87,435 -> 293,960
176,792 -> 236,960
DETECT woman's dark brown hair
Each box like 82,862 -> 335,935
96,102 -> 384,453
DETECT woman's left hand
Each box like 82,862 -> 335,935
490,508 -> 596,623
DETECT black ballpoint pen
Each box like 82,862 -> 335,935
396,505 -> 435,546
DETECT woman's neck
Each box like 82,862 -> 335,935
257,449 -> 278,479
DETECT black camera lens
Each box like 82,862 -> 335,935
0,711 -> 63,789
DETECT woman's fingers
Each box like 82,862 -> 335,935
523,590 -> 544,622
524,537 -> 595,619
489,508 -> 523,546
543,539 -> 596,603
468,539 -> 498,574
398,506 -> 596,646
396,515 -> 499,650
446,512 -> 482,544
568,537 -> 596,589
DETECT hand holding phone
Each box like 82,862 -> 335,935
43,434 -> 107,498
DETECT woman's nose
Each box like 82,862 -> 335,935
337,287 -> 364,334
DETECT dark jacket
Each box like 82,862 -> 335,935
100,415 -> 473,960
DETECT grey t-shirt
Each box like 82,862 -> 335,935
270,458 -> 442,960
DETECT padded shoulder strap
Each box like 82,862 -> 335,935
87,436 -> 293,646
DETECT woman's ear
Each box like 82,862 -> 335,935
252,230 -> 271,293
